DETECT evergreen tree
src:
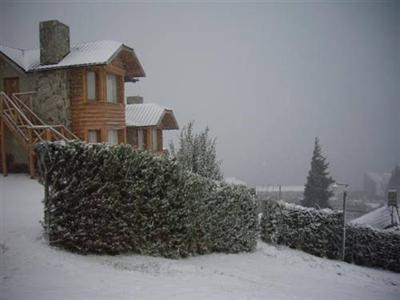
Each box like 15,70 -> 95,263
171,121 -> 223,181
302,137 -> 335,209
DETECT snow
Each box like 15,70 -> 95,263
1,174 -> 399,300
0,40 -> 124,71
351,205 -> 400,230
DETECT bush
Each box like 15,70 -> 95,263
35,141 -> 257,258
261,201 -> 400,272
260,201 -> 342,259
346,225 -> 400,272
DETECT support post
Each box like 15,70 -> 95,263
28,128 -> 35,178
45,128 -> 51,141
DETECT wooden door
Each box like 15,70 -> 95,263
4,77 -> 19,96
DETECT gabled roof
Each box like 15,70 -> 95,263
351,205 -> 400,230
0,40 -> 145,77
125,103 -> 179,130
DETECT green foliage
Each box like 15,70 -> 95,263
171,121 -> 223,181
260,201 -> 400,272
302,137 -> 335,209
35,141 -> 257,258
261,201 -> 342,259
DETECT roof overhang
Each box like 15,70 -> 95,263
0,51 -> 26,74
108,45 -> 146,79
158,109 -> 179,130
0,41 -> 146,77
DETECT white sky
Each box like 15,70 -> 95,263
1,1 -> 399,189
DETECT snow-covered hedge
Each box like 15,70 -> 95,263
260,201 -> 342,259
35,141 -> 257,258
261,201 -> 400,272
345,225 -> 400,272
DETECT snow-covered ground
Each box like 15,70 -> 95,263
1,174 -> 399,300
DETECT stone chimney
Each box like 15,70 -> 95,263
40,20 -> 70,65
127,96 -> 144,105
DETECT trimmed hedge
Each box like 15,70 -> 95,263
261,201 -> 400,272
35,141 -> 257,258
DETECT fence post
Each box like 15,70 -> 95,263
342,190 -> 347,261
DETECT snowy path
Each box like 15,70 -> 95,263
1,174 -> 399,300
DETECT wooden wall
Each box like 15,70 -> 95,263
126,127 -> 163,152
69,66 -> 126,143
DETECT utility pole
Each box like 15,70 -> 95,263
335,182 -> 349,261
341,189 -> 348,261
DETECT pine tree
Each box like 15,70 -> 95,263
302,137 -> 335,209
171,121 -> 223,181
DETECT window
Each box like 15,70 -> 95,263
157,129 -> 163,152
88,129 -> 100,143
106,74 -> 117,103
108,129 -> 118,145
87,71 -> 96,101
152,128 -> 158,151
138,129 -> 144,150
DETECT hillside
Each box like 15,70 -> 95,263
1,175 -> 399,300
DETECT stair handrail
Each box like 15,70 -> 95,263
1,92 -> 79,143
0,92 -> 35,127
10,93 -> 79,141
11,92 -> 48,126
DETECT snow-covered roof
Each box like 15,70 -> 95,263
256,185 -> 305,193
0,40 -> 145,76
351,205 -> 400,230
125,103 -> 178,129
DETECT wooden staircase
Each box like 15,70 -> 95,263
0,91 -> 78,177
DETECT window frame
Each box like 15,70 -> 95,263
87,129 -> 101,143
106,73 -> 118,103
107,129 -> 119,145
138,129 -> 144,150
86,71 -> 97,101
152,128 -> 158,151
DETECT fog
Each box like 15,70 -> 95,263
1,1 -> 399,189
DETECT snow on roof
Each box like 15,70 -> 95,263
256,185 -> 305,193
225,177 -> 247,186
351,205 -> 400,230
0,40 -> 144,74
0,44 -> 38,71
125,103 -> 178,129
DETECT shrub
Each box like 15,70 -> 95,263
35,141 -> 257,258
261,201 -> 400,272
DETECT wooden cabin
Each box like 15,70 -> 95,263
0,20 -> 178,176
125,96 -> 178,153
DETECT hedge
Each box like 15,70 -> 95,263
35,141 -> 257,258
261,201 -> 400,272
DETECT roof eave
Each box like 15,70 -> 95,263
107,44 -> 146,78
0,51 -> 27,74
27,62 -> 108,73
157,109 -> 179,130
